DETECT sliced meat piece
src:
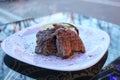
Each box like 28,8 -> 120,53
35,23 -> 85,59
55,28 -> 72,58
53,24 -> 85,53
69,30 -> 85,53
43,36 -> 57,55
35,28 -> 57,55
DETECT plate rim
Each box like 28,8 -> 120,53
1,24 -> 110,71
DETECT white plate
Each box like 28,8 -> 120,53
1,24 -> 110,71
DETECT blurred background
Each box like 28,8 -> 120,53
0,0 -> 120,80
0,0 -> 120,25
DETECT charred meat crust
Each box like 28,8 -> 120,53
35,24 -> 85,59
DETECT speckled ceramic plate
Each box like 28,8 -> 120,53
1,23 -> 110,71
